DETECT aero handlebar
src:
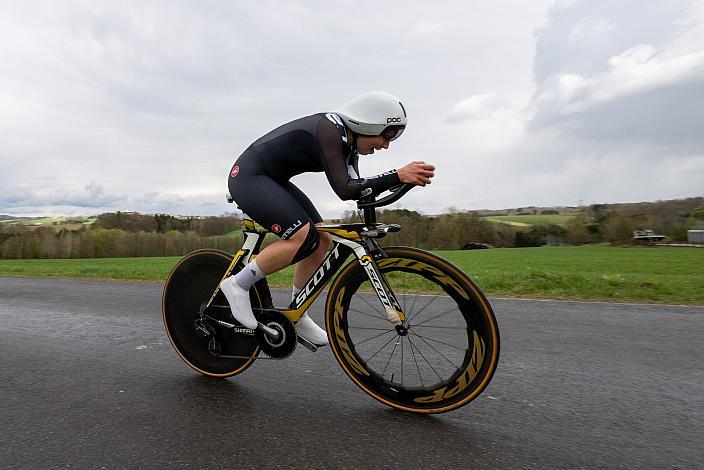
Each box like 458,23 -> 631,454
356,183 -> 415,210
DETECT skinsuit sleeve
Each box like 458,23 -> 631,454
315,116 -> 401,201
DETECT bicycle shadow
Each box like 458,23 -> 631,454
141,373 -> 502,468
173,373 -> 479,431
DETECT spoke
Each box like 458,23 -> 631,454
407,335 -> 444,382
412,325 -> 461,330
412,306 -> 459,328
410,331 -> 467,352
354,292 -> 387,321
348,326 -> 395,331
401,336 -> 404,385
347,307 -> 388,323
353,328 -> 396,347
404,295 -> 418,320
406,295 -> 439,324
365,334 -> 400,363
413,333 -> 461,369
381,338 -> 401,378
407,336 -> 424,388
404,295 -> 419,322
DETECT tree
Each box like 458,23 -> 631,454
565,214 -> 593,244
692,205 -> 704,221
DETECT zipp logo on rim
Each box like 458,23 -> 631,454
386,117 -> 402,123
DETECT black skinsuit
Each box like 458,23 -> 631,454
228,113 -> 400,239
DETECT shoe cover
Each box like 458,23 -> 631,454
219,277 -> 258,329
295,312 -> 329,346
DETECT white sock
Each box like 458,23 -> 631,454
234,260 -> 266,291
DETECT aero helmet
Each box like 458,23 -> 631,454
334,91 -> 407,141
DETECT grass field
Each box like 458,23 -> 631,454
1,245 -> 702,304
483,214 -> 576,227
0,215 -> 96,229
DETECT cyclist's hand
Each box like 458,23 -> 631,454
398,161 -> 435,186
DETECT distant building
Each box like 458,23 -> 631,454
688,230 -> 704,244
633,229 -> 666,243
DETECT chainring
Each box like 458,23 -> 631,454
255,310 -> 297,359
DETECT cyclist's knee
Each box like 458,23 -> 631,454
290,223 -> 320,264
319,231 -> 332,251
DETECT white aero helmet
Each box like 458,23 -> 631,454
334,91 -> 407,141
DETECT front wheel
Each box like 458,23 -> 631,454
325,247 -> 500,413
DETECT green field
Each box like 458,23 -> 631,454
483,214 -> 576,227
1,246 -> 702,304
0,215 -> 96,227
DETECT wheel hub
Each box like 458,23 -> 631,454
395,324 -> 408,336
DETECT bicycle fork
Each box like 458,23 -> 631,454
338,238 -> 407,331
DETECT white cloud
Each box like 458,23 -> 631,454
544,42 -> 704,115
0,0 -> 701,219
409,21 -> 442,38
446,93 -> 508,123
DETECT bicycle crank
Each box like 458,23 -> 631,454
254,310 -> 297,359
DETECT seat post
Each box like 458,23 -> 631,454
363,206 -> 376,225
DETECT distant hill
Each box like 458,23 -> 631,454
0,215 -> 33,221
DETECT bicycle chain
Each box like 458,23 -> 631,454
205,305 -> 298,360
207,336 -> 294,361
215,351 -> 290,361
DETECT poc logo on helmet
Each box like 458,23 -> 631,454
387,117 -> 402,123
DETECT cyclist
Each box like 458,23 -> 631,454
221,91 -> 435,346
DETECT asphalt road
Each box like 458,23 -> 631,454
1,277 -> 702,469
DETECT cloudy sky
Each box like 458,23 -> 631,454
1,0 -> 702,218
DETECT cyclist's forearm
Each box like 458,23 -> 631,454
357,169 -> 401,197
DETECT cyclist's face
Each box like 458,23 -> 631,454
356,135 -> 389,155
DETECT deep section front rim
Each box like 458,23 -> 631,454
325,247 -> 499,413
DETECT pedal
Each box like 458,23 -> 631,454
297,335 -> 318,352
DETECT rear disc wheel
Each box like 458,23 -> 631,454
162,249 -> 260,377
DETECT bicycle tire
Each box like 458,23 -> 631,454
325,246 -> 500,413
162,249 -> 260,377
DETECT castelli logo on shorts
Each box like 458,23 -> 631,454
230,165 -> 240,177
271,224 -> 281,233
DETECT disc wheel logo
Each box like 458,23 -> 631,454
231,165 -> 240,177
271,224 -> 281,233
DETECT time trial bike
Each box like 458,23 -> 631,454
162,184 -> 499,413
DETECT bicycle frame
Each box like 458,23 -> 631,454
164,183 -> 499,412
210,219 -> 406,325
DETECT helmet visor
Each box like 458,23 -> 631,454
381,125 -> 405,142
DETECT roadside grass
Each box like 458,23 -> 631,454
0,257 -> 180,281
1,245 -> 702,304
223,230 -> 243,239
439,246 -> 704,304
